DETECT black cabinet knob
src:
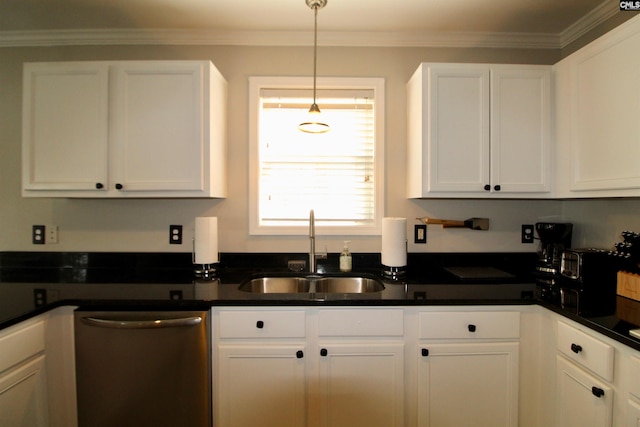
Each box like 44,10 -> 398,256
591,387 -> 604,398
320,348 -> 328,357
484,184 -> 491,191
115,183 -> 123,190
296,350 -> 304,359
421,348 -> 429,357
95,183 -> 104,189
571,343 -> 582,354
256,320 -> 264,329
468,324 -> 477,333
494,185 -> 501,191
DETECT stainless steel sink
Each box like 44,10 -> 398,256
239,276 -> 311,293
238,274 -> 384,295
314,277 -> 384,293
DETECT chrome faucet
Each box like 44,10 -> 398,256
309,209 -> 316,273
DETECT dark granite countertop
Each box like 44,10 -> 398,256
3,251 -> 640,353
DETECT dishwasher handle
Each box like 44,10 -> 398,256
80,315 -> 203,329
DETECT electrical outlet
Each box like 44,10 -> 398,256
521,224 -> 534,244
415,224 -> 427,244
169,225 -> 183,244
47,225 -> 58,244
32,225 -> 45,245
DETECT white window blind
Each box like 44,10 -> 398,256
249,77 -> 384,235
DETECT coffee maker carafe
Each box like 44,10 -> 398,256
534,222 -> 573,301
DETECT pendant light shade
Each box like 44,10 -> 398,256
299,0 -> 330,133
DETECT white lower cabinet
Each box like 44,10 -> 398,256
554,320 -> 614,427
417,342 -> 519,427
556,355 -> 613,427
217,344 -> 306,427
414,310 -> 520,427
0,355 -> 48,427
0,319 -> 49,427
213,307 -> 404,427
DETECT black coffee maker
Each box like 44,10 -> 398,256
534,222 -> 573,302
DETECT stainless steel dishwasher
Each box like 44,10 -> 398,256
74,310 -> 210,427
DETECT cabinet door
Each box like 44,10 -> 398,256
216,344 -> 306,427
556,355 -> 612,427
316,342 -> 404,427
22,62 -> 109,193
427,65 -> 490,193
417,342 -> 519,427
568,17 -> 640,193
0,355 -> 49,427
490,67 -> 551,193
111,62 -> 207,193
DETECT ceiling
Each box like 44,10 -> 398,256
0,0 -> 625,48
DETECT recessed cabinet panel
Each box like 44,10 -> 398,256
491,68 -> 551,192
569,21 -> 640,192
22,63 -> 109,191
428,66 -> 490,192
112,63 -> 205,192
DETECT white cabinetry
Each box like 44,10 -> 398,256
554,14 -> 640,197
215,309 -> 306,427
407,63 -> 551,198
213,307 -> 405,427
0,319 -> 49,427
414,310 -> 520,427
555,321 -> 614,427
315,309 -> 405,427
22,60 -> 227,198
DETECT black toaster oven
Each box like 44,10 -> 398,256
559,248 -> 618,315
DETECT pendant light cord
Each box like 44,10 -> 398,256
312,4 -> 318,106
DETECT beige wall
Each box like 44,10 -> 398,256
0,37 -> 635,254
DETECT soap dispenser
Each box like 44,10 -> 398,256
340,241 -> 352,272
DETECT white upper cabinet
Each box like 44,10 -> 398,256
555,14 -> 640,198
22,60 -> 227,198
407,63 -> 551,198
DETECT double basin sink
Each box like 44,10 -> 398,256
239,273 -> 385,299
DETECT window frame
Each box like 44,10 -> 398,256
248,76 -> 385,236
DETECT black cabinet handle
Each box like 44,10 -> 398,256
468,324 -> 477,333
494,185 -> 501,191
115,183 -> 123,190
591,387 -> 604,398
571,343 -> 583,354
484,184 -> 490,191
421,348 -> 429,357
320,348 -> 328,357
256,320 -> 264,329
95,183 -> 104,189
296,350 -> 304,359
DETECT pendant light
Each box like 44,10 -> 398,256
299,0 -> 330,133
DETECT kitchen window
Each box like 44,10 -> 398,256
249,76 -> 384,235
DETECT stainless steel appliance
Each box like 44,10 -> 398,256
534,222 -> 573,302
74,310 -> 210,427
559,249 -> 618,315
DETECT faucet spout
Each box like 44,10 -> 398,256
309,209 -> 316,273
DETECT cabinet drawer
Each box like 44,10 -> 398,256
0,320 -> 45,374
218,310 -> 306,339
557,321 -> 614,381
418,311 -> 520,339
318,309 -> 404,337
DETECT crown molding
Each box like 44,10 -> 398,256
0,3 -> 616,50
